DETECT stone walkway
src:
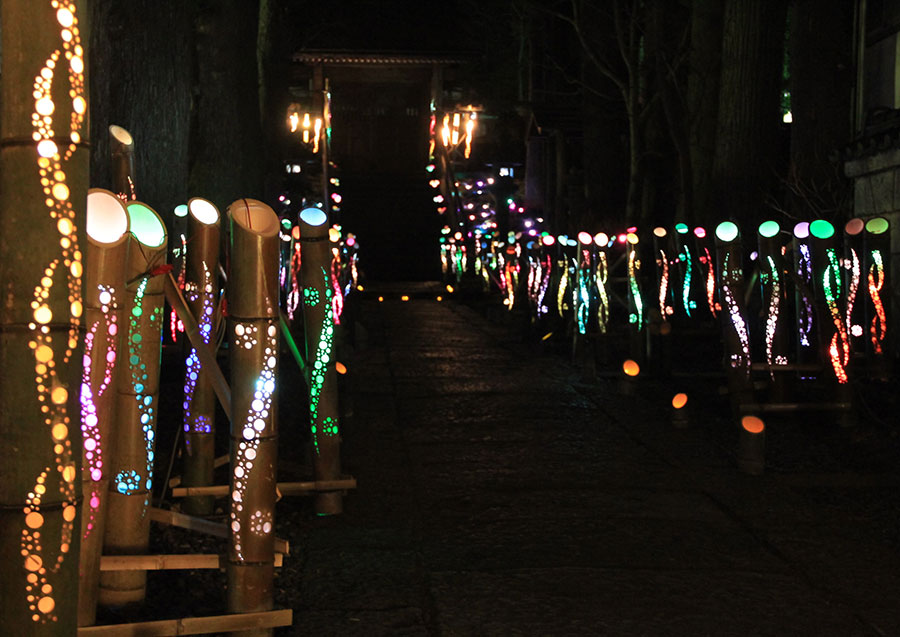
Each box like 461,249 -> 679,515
278,285 -> 900,636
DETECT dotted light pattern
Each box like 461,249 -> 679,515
576,254 -> 591,336
823,248 -> 850,384
844,249 -> 861,342
657,249 -> 670,319
22,2 -> 86,624
763,256 -> 782,374
504,260 -> 517,310
80,285 -> 118,538
868,250 -> 887,355
183,262 -> 215,434
557,260 -> 569,317
797,243 -> 814,348
700,247 -> 718,316
595,252 -> 609,333
308,267 -> 337,455
330,252 -> 344,325
627,247 -> 643,328
681,245 -> 694,316
537,254 -> 552,317
230,322 -> 277,560
118,276 -> 161,497
722,251 -> 750,375
286,240 -> 302,320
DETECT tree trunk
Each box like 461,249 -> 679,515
712,0 -> 788,229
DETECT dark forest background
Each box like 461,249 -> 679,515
88,0 -> 858,236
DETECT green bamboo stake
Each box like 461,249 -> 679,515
0,1 -> 89,632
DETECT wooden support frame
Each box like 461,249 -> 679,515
76,610 -> 292,636
170,478 -> 357,498
149,508 -> 289,555
99,553 -> 283,571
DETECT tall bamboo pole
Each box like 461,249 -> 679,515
226,199 -> 280,635
99,202 -> 168,606
0,1 -> 89,632
109,125 -> 136,201
299,207 -> 343,515
78,190 -> 130,625
714,222 -> 753,409
181,198 -> 221,516
757,221 -> 789,402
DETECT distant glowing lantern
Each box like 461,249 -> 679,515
622,359 -> 640,377
672,393 -> 688,409
741,416 -> 765,434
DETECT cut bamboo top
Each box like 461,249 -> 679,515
127,202 -> 166,248
87,189 -> 129,246
229,198 -> 279,237
189,197 -> 220,226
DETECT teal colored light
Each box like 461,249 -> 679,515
675,223 -> 689,234
681,245 -> 693,317
809,219 -> 834,239
715,221 -> 739,243
127,203 -> 165,247
281,218 -> 292,230
300,207 -> 327,227
866,217 -> 889,235
758,220 -> 780,238
174,204 -> 188,218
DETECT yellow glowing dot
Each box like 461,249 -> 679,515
436,296 -> 443,302
52,183 -> 69,201
357,285 -> 364,291
71,131 -> 80,143
34,305 -> 52,324
35,97 -> 54,116
62,466 -> 75,483
446,284 -> 454,293
57,218 -> 72,236
51,387 -> 68,405
70,261 -> 82,277
70,300 -> 82,317
27,573 -> 38,584
70,56 -> 83,74
336,362 -> 347,374
61,542 -> 70,553
24,554 -> 42,571
401,295 -> 410,301
329,228 -> 341,242
622,359 -> 640,377
51,423 -> 68,441
37,139 -> 58,159
672,393 -> 688,409
626,232 -> 639,245
73,96 -> 86,114
542,332 -> 553,341
53,444 -> 63,454
41,584 -> 52,595
742,416 -> 765,434
25,512 -> 44,529
37,596 -> 55,614
57,7 -> 74,26
35,484 -> 46,495
61,29 -> 72,42
54,170 -> 65,181
37,157 -> 50,168
62,505 -> 75,522
35,345 -> 53,363
378,296 -> 384,302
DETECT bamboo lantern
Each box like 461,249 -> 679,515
109,125 -> 136,201
672,223 -> 697,319
592,233 -> 610,334
757,220 -> 789,401
99,202 -> 168,606
181,198 -> 221,516
0,1 -> 89,632
299,207 -> 344,516
78,190 -> 130,625
714,222 -> 753,409
843,218 -> 867,357
791,222 -> 818,365
226,198 -> 280,630
652,227 -> 673,322
863,217 -> 890,366
692,226 -> 719,319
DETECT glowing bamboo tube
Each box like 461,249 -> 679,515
99,201 -> 167,606
181,198 -> 221,516
808,219 -> 851,385
225,199 -> 280,628
791,222 -> 817,364
299,207 -> 344,516
0,2 -> 89,630
757,221 -> 789,400
864,217 -> 890,363
714,222 -> 753,406
109,125 -> 136,201
78,190 -> 130,625
843,218 -> 865,354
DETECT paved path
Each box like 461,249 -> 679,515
280,285 -> 900,636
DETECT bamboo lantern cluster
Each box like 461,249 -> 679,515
0,0 -> 89,631
99,202 -> 168,605
181,198 -> 221,516
78,190 -> 130,625
226,199 -> 280,630
299,207 -> 344,516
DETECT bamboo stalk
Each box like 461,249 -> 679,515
78,190 -> 131,626
299,207 -> 345,516
181,198 -> 221,516
108,125 -> 136,201
99,202 -> 168,606
170,478 -> 357,498
168,453 -> 230,488
76,610 -> 293,636
148,507 -> 289,554
99,553 -> 283,571
226,199 -> 281,635
0,1 -> 90,632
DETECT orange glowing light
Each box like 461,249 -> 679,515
378,296 -> 384,302
622,360 -> 640,377
672,393 -> 688,409
742,416 -> 765,434
401,295 -> 410,301
446,284 -> 454,293
436,296 -> 443,302
335,362 -> 347,374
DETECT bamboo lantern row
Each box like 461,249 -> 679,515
0,1 -> 89,633
98,202 -> 168,605
226,199 -> 281,631
181,198 -> 221,516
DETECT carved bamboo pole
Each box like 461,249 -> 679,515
299,207 -> 344,516
78,190 -> 130,625
0,1 -> 89,632
226,199 -> 280,635
757,220 -> 789,402
99,202 -> 167,606
181,198 -> 221,516
109,125 -> 136,202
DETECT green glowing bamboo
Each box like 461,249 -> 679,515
0,1 -> 89,632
